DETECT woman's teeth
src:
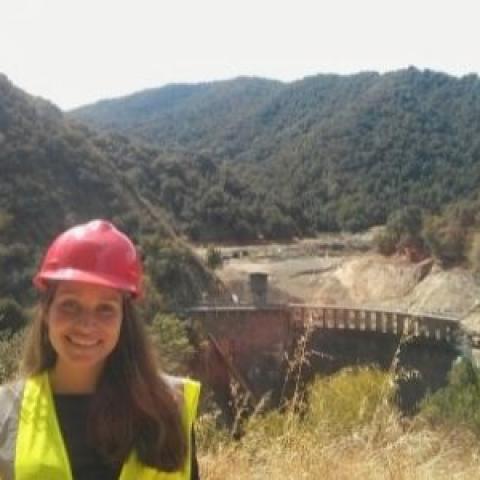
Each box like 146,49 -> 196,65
67,336 -> 100,347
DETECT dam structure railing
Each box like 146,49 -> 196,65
189,271 -> 462,345
188,303 -> 461,344
288,304 -> 460,343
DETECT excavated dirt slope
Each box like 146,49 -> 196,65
211,238 -> 480,333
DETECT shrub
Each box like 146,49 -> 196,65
376,207 -> 426,257
305,367 -> 394,435
233,367 -> 395,449
423,217 -> 467,266
149,313 -> 194,374
143,235 -> 209,308
206,246 -> 223,270
374,228 -> 398,255
388,206 -> 423,238
262,205 -> 296,239
135,273 -> 166,323
420,358 -> 480,434
0,243 -> 35,302
0,297 -> 28,333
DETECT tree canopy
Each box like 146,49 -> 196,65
71,68 -> 480,238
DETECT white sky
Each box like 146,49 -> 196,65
1,0 -> 479,110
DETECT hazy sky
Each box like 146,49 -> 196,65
1,0 -> 479,110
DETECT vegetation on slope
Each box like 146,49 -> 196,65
376,200 -> 480,267
0,74 -> 218,323
71,68 -> 480,236
71,77 -> 284,152
91,133 -> 299,242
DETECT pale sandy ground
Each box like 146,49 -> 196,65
198,236 -> 480,333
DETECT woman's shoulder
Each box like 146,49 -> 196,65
161,374 -> 200,395
160,374 -> 201,417
0,373 -> 47,403
161,373 -> 186,391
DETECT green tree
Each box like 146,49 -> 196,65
420,359 -> 480,435
206,246 -> 223,270
375,206 -> 425,256
374,228 -> 398,256
388,206 -> 423,239
149,313 -> 194,374
423,215 -> 467,266
263,205 -> 296,239
0,297 -> 28,333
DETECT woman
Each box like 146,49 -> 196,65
0,219 -> 200,479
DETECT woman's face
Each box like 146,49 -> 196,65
46,281 -> 123,373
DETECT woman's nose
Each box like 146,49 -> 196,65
76,308 -> 97,328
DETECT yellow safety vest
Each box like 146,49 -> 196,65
0,372 -> 200,480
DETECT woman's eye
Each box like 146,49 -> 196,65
96,304 -> 118,317
59,300 -> 81,315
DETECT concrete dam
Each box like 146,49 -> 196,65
186,273 -> 467,419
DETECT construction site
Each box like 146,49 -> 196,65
186,267 -> 471,422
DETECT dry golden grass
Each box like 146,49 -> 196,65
198,416 -> 480,479
197,367 -> 480,479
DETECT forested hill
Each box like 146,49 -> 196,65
0,74 -> 216,309
70,77 -> 284,153
70,68 -> 480,232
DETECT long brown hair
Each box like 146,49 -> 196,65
21,288 -> 187,471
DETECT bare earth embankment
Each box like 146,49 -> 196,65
205,234 -> 480,332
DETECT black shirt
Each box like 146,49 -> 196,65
53,394 -> 199,480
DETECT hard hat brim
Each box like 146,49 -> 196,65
33,268 -> 139,297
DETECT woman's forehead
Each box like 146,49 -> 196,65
55,281 -> 123,302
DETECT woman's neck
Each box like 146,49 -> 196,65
49,361 -> 104,394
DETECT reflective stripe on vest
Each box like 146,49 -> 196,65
0,372 -> 200,480
0,380 -> 25,480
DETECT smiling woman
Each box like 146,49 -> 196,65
47,282 -> 124,394
0,220 -> 200,480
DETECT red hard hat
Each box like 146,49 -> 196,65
34,219 -> 142,298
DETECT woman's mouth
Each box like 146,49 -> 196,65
66,336 -> 101,348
